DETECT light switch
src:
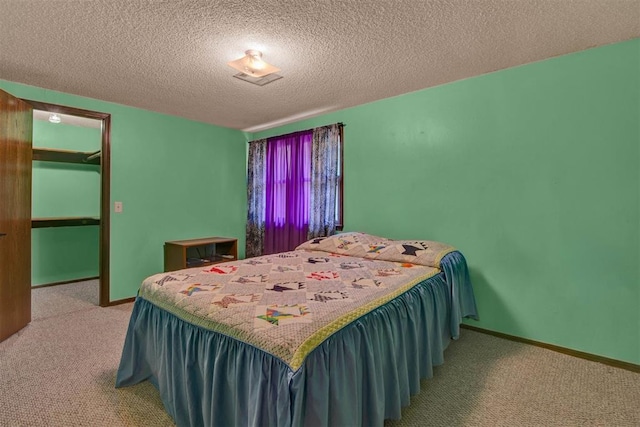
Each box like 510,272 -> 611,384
114,201 -> 123,213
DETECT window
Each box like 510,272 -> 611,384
246,123 -> 344,256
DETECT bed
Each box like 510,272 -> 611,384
116,232 -> 478,426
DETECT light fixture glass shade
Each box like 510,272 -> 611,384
48,113 -> 61,124
228,50 -> 280,78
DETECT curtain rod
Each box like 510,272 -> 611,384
248,122 -> 345,144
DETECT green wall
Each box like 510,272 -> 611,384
253,39 -> 640,364
1,79 -> 248,301
32,120 -> 101,285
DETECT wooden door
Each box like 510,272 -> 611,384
0,88 -> 32,342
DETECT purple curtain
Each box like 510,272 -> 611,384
263,130 -> 313,255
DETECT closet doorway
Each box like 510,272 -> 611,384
26,100 -> 111,307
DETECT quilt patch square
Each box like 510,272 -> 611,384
338,261 -> 364,270
178,283 -> 221,296
254,304 -> 312,328
266,281 -> 306,292
350,278 -> 383,289
211,293 -> 261,308
271,264 -> 303,273
376,268 -> 404,277
154,273 -> 192,286
306,271 -> 339,281
204,265 -> 238,275
307,290 -> 351,303
231,274 -> 268,284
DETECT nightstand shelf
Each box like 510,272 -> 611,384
164,237 -> 238,272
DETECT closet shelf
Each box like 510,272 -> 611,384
32,148 -> 101,165
32,217 -> 100,228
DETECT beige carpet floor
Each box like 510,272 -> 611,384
0,281 -> 638,426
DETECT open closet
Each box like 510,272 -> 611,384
1,90 -> 111,343
27,100 -> 111,307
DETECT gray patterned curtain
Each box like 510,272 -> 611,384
308,124 -> 340,239
246,139 -> 266,258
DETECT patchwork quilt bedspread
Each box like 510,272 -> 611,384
138,233 -> 455,371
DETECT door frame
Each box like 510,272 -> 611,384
24,100 -> 111,306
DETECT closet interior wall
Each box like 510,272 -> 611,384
31,113 -> 101,287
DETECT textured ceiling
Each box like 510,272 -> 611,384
1,1 -> 638,132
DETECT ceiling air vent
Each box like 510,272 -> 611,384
233,72 -> 283,86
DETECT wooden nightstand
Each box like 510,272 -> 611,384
164,237 -> 238,272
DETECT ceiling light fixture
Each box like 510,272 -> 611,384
227,50 -> 280,78
48,113 -> 61,124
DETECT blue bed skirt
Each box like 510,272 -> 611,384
116,251 -> 478,426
